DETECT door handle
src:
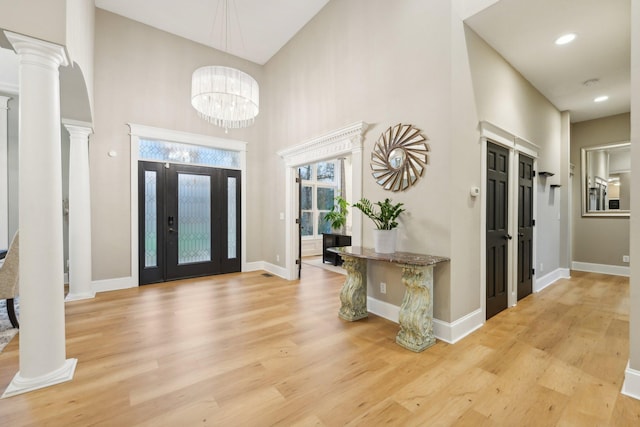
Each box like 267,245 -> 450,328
504,234 -> 512,240
168,227 -> 175,233
518,232 -> 524,238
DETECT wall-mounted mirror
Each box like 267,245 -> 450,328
370,123 -> 429,192
581,141 -> 630,217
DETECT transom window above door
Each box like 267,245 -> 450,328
139,138 -> 240,169
299,161 -> 340,238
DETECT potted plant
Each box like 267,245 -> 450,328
352,197 -> 405,253
324,196 -> 349,235
322,196 -> 351,265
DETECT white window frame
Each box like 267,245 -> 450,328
300,161 -> 340,240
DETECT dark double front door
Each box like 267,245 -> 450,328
486,143 -> 534,320
138,161 -> 241,285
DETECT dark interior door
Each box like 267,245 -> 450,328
517,154 -> 534,300
139,161 -> 241,284
297,170 -> 302,279
486,142 -> 510,320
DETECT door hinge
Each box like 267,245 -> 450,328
295,178 -> 300,183
532,170 -> 536,177
532,268 -> 535,275
295,259 -> 300,265
532,219 -> 536,226
295,218 -> 300,224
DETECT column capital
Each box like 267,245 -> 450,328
4,31 -> 68,69
63,120 -> 94,139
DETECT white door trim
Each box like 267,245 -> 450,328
128,123 -> 248,288
479,121 -> 538,318
277,122 -> 368,280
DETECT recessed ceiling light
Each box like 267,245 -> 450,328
555,33 -> 576,45
594,95 -> 609,103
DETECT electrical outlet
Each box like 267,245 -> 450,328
623,255 -> 630,263
539,263 -> 544,273
380,282 -> 387,294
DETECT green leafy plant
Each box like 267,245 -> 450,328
352,197 -> 405,230
324,196 -> 349,234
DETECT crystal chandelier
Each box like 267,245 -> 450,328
191,0 -> 259,132
191,65 -> 259,131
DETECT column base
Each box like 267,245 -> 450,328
396,334 -> 436,352
2,358 -> 77,398
65,291 -> 96,302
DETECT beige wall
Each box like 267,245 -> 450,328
465,27 -> 565,278
263,0 -> 565,322
0,0 -> 66,48
264,0 -> 461,321
92,10 -> 265,279
570,113 -> 630,266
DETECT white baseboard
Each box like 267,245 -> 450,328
571,261 -> 630,277
92,276 -> 137,293
535,267 -> 570,293
622,362 -> 640,400
433,309 -> 484,344
91,262 -> 289,295
367,297 -> 400,323
244,261 -> 265,272
249,261 -> 288,279
366,297 -> 483,344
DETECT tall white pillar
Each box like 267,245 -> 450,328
0,95 -> 9,250
64,122 -> 95,301
2,32 -> 77,398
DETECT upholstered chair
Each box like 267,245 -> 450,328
0,231 -> 19,328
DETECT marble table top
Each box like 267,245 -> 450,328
328,246 -> 449,266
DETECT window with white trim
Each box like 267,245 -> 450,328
299,161 -> 339,238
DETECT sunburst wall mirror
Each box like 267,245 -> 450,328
371,123 -> 429,192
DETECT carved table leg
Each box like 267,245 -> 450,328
396,265 -> 435,352
338,255 -> 368,321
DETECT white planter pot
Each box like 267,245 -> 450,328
372,229 -> 397,253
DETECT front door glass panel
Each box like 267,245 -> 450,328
178,173 -> 211,264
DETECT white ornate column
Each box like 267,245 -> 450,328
64,122 -> 95,301
0,95 -> 9,249
2,32 -> 77,398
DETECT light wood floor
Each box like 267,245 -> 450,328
0,267 -> 639,426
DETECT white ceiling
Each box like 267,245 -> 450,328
94,0 -> 330,65
465,0 -> 630,123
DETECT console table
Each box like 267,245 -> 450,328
328,246 -> 449,352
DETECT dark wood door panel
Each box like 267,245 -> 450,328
486,142 -> 509,320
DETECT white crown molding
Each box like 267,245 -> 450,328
277,121 -> 369,167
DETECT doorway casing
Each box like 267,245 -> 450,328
278,122 -> 368,280
119,123 -> 248,291
479,121 -> 538,318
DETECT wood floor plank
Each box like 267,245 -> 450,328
0,267 -> 639,425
